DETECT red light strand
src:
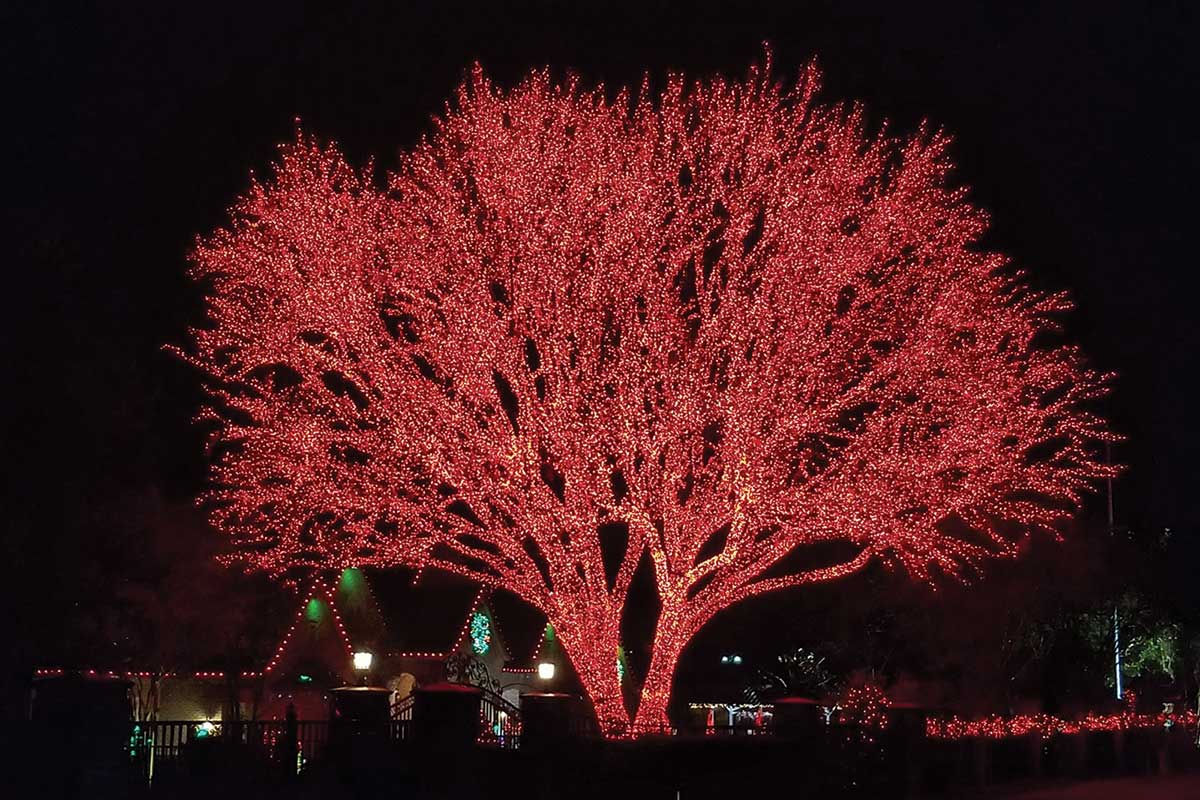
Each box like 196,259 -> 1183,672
927,708 -> 1197,740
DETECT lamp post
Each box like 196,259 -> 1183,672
1107,442 -> 1122,700
353,651 -> 373,686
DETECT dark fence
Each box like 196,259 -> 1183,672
609,709 -> 1199,795
32,698 -> 1200,797
130,719 -> 335,783
130,689 -> 508,787
918,725 -> 1200,792
129,717 -> 423,787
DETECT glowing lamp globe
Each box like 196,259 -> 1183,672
353,651 -> 373,671
537,662 -> 556,681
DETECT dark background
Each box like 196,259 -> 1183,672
3,1 -> 1197,691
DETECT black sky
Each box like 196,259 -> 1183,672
4,1 -> 1198,630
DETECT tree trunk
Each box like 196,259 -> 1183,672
554,619 -> 629,736
631,610 -> 689,734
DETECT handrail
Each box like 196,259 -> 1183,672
476,685 -> 521,717
476,685 -> 521,747
391,693 -> 415,720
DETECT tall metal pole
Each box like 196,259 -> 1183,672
1107,441 -> 1122,700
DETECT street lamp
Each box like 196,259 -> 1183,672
537,661 -> 556,681
353,650 -> 373,685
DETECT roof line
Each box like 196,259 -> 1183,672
264,583 -> 353,674
33,669 -> 263,679
447,586 -> 489,654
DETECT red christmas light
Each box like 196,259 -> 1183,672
836,685 -> 891,737
179,53 -> 1113,735
33,668 -> 264,680
926,707 -> 1197,740
263,585 -> 354,675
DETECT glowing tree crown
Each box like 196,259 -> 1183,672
181,56 -> 1112,732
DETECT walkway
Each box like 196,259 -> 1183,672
1003,774 -> 1200,799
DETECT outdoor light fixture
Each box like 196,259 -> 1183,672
353,651 -> 373,671
196,720 -> 216,738
537,661 -> 556,681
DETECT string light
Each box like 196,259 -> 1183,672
444,588 -> 489,656
501,624 -> 551,674
927,707 -> 1197,740
33,669 -> 264,679
834,685 -> 891,742
264,587 -> 354,675
394,651 -> 448,659
179,50 -> 1113,736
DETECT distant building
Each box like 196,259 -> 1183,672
32,568 -> 573,722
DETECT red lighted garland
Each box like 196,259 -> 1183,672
926,708 -> 1197,740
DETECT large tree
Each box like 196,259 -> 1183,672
179,56 -> 1111,733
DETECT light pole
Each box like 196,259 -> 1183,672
1107,442 -> 1122,701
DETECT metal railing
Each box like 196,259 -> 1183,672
129,719 -> 384,784
478,687 -> 521,749
131,690 -> 514,780
391,692 -> 415,721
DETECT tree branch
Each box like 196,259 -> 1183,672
737,548 -> 873,602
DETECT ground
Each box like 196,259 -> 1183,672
1002,774 -> 1200,799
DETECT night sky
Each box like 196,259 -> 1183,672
5,1 -> 1198,666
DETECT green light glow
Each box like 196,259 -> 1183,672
339,567 -> 364,593
305,598 -> 325,623
298,674 -> 313,683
